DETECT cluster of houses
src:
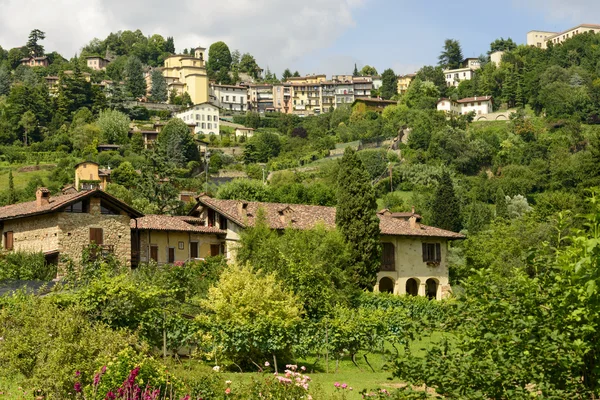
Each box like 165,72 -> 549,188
0,164 -> 464,300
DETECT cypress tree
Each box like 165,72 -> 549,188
353,63 -> 359,77
7,170 -> 15,204
430,171 -> 462,232
336,147 -> 381,290
495,187 -> 508,219
150,69 -> 168,102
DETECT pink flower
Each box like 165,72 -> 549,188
264,361 -> 270,367
75,371 -> 81,377
300,366 -> 306,371
74,382 -> 82,393
341,383 -> 348,389
334,382 -> 341,388
93,373 -> 102,387
225,388 -> 231,395
101,365 -> 107,374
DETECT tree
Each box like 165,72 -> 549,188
360,65 -> 378,76
231,49 -> 241,67
164,37 -> 175,54
216,67 -> 231,85
156,118 -> 199,167
0,66 -> 11,96
380,68 -> 398,100
96,109 -> 130,144
19,110 -> 37,146
239,53 -> 260,78
430,171 -> 461,232
26,29 -> 46,57
137,150 -> 182,214
282,68 -> 293,80
207,41 -> 232,75
124,56 -> 146,98
495,188 -> 508,219
489,37 -> 517,54
7,170 -> 16,205
438,39 -> 463,70
149,69 -> 167,102
292,71 -> 300,77
111,161 -> 138,188
353,63 -> 359,77
336,147 -> 381,290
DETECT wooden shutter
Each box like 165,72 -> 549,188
208,209 -> 216,227
90,228 -> 103,245
210,244 -> 220,256
168,248 -> 175,263
4,231 -> 14,250
422,243 -> 427,261
435,243 -> 441,262
190,242 -> 199,259
150,245 -> 158,261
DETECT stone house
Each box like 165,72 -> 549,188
0,188 -> 142,267
133,214 -> 226,264
188,196 -> 464,299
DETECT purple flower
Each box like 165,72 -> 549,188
105,391 -> 116,400
101,365 -> 107,374
74,382 -> 82,393
75,371 -> 81,377
93,373 -> 101,387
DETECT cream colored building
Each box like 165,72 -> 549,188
0,188 -> 142,268
248,84 -> 274,113
444,67 -> 475,87
272,84 -> 293,114
527,24 -> 600,49
189,196 -> 464,299
162,47 -> 209,105
86,56 -> 110,70
174,102 -> 220,135
490,51 -> 504,66
134,215 -> 226,264
210,84 -> 248,112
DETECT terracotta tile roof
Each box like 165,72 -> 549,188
133,214 -> 226,234
0,189 -> 143,221
195,196 -> 464,239
456,95 -> 492,104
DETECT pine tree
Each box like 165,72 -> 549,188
495,187 -> 508,219
336,147 -> 381,290
26,29 -> 46,57
165,37 -> 175,54
150,69 -> 168,102
124,56 -> 147,99
380,68 -> 398,100
0,66 -> 11,96
430,171 -> 462,232
502,69 -> 517,108
7,170 -> 16,204
353,63 -> 359,77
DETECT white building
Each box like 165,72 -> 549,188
444,67 -> 475,87
437,96 -> 493,116
174,102 -> 220,136
210,84 -> 248,112
527,24 -> 600,49
463,58 -> 481,70
335,83 -> 355,107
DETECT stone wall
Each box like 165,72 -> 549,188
2,214 -> 60,253
57,198 -> 132,265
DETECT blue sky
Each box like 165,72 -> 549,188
0,0 -> 598,77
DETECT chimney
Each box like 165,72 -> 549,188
237,201 -> 248,217
411,205 -> 415,215
36,187 -> 51,207
409,214 -> 418,229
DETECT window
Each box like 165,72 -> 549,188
210,244 -> 220,256
381,243 -> 395,271
3,231 -> 14,250
219,215 -> 228,230
89,228 -> 103,245
196,114 -> 200,120
100,201 -> 120,215
422,243 -> 441,262
190,242 -> 199,258
232,96 -> 236,102
150,245 -> 158,261
178,241 -> 184,250
64,200 -> 88,213
226,95 -> 229,101
168,247 -> 175,263
207,209 -> 216,227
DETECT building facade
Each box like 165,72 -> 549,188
248,84 -> 274,113
174,102 -> 220,136
162,47 -> 209,105
210,84 -> 248,112
437,96 -> 493,116
444,67 -> 475,87
20,56 -> 49,67
397,74 -> 416,95
527,24 -> 600,49
272,84 -> 293,114
86,56 -> 110,70
188,196 -> 464,299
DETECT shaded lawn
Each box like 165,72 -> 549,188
0,163 -> 55,191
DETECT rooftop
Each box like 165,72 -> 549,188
132,215 -> 226,234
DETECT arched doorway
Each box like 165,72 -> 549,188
379,277 -> 394,294
426,279 -> 438,300
406,278 -> 419,296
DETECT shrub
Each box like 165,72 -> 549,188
0,251 -> 56,281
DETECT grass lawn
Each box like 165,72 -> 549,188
0,163 -> 55,191
168,331 -> 450,399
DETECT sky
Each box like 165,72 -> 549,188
1,0 -> 600,77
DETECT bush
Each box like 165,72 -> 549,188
0,251 -> 56,281
0,294 -> 137,398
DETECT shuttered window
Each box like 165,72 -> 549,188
89,228 -> 104,245
422,243 -> 441,262
381,242 -> 395,271
4,231 -> 14,250
150,245 -> 158,261
207,209 -> 216,227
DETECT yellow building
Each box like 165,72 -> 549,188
397,74 -> 416,95
286,75 -> 325,116
286,74 -> 327,85
134,215 -> 226,264
75,162 -> 110,191
162,47 -> 209,105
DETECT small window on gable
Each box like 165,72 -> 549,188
100,201 -> 120,215
219,215 -> 228,230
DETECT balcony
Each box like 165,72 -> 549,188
87,244 -> 115,261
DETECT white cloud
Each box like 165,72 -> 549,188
515,0 -> 600,23
0,0 -> 367,73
